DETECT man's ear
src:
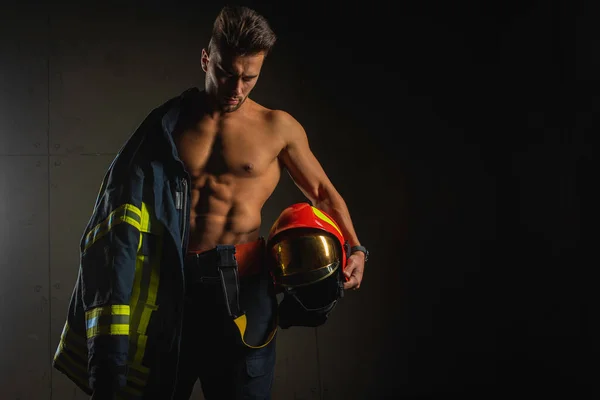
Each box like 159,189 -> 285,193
201,48 -> 209,72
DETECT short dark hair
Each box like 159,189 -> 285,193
208,5 -> 277,57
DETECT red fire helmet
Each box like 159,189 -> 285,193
267,203 -> 348,289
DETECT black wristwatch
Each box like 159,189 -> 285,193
350,245 -> 369,262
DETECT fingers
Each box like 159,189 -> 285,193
343,268 -> 362,290
343,275 -> 359,290
343,255 -> 365,291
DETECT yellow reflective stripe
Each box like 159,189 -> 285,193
87,324 -> 129,337
129,203 -> 150,366
129,251 -> 148,369
139,208 -> 162,334
139,256 -> 160,335
131,331 -> 147,375
129,254 -> 144,334
127,345 -> 149,386
55,319 -> 151,398
86,305 -> 130,320
66,322 -> 86,346
55,322 -> 88,363
85,305 -> 130,338
53,321 -> 69,361
84,204 -> 142,252
56,348 -> 87,373
128,201 -> 162,389
54,353 -> 89,391
233,313 -> 278,349
311,206 -> 343,237
138,232 -> 143,252
135,202 -> 152,253
55,322 -> 86,360
139,202 -> 152,233
53,322 -> 90,392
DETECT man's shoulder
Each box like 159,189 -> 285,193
248,99 -> 296,124
268,109 -> 305,139
254,105 -> 301,132
243,100 -> 307,146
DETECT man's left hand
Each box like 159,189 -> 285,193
343,252 -> 365,290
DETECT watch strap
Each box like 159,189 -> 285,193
350,245 -> 369,262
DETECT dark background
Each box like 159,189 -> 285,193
0,0 -> 593,398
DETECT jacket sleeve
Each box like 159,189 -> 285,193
79,164 -> 145,394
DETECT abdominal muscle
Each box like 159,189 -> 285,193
187,209 -> 262,252
185,174 -> 277,253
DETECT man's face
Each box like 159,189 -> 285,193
202,47 -> 265,113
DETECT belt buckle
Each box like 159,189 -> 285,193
215,244 -> 238,271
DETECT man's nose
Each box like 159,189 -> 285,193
230,78 -> 244,95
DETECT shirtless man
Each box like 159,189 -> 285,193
168,5 -> 365,399
53,6 -> 365,400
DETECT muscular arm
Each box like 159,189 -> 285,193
274,110 -> 362,250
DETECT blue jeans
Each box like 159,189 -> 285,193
172,251 -> 278,399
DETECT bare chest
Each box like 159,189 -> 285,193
175,117 -> 282,180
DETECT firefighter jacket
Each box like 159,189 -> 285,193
53,87 -> 200,399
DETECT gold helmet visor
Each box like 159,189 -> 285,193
269,230 -> 342,288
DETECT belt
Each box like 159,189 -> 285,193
183,237 -> 277,349
185,238 -> 266,283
